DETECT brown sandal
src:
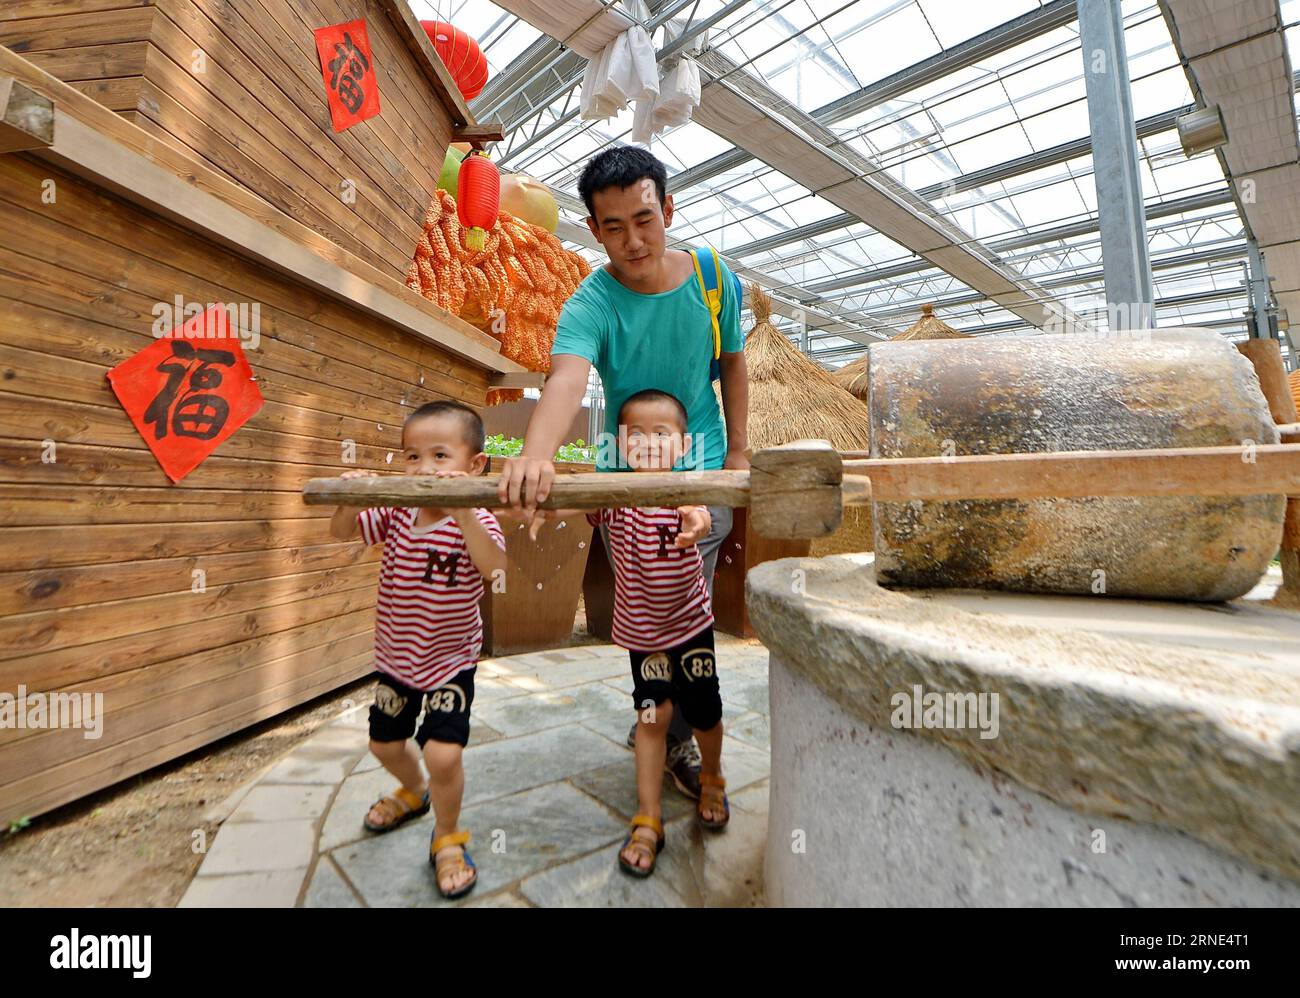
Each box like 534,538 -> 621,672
363,786 -> 430,833
698,774 -> 729,831
618,814 -> 665,878
430,830 -> 477,900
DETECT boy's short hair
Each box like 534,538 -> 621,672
579,146 -> 668,220
618,388 -> 688,431
402,400 -> 485,453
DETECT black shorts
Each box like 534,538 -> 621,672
368,667 -> 475,747
627,626 -> 721,731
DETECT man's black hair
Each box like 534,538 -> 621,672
578,146 -> 668,220
402,400 -> 485,454
618,388 -> 688,431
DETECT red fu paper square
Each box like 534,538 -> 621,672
108,305 -> 264,484
315,19 -> 381,132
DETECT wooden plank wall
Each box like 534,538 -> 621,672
480,462 -> 595,658
0,0 -> 454,285
0,152 -> 491,823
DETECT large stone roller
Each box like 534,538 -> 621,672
868,329 -> 1287,601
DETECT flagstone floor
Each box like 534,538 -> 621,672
179,635 -> 772,908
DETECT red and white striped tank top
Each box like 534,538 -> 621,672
358,506 -> 505,690
587,506 -> 713,652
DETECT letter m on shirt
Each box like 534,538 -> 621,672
423,550 -> 460,585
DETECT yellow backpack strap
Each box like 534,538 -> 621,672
690,247 -> 723,360
708,248 -> 723,359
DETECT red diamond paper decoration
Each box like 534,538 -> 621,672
315,19 -> 381,132
108,305 -> 264,483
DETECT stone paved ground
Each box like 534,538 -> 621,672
179,635 -> 771,907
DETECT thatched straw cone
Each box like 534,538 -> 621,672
718,283 -> 874,553
832,302 -> 969,402
719,283 -> 871,450
832,355 -> 871,402
1289,367 -> 1300,415
895,302 -> 967,340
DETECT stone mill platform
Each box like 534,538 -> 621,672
749,554 -> 1300,907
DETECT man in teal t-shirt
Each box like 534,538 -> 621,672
551,230 -> 743,472
497,146 -> 750,805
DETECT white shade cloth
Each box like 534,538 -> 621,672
579,0 -> 659,121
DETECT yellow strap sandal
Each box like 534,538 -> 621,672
618,814 -> 665,878
430,830 -> 478,900
698,774 -> 730,831
363,786 -> 430,833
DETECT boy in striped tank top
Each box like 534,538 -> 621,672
536,388 -> 729,878
329,401 -> 507,900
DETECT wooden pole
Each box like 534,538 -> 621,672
305,443 -> 1300,534
1236,339 -> 1300,607
1238,340 -> 1298,424
303,470 -> 753,511
844,445 -> 1299,500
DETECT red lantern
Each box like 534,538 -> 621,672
457,150 -> 499,251
420,20 -> 489,101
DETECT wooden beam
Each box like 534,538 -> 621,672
844,445 -> 1300,501
35,107 -> 527,375
489,370 -> 546,390
305,445 -> 1300,540
1235,340 -> 1300,607
304,441 -> 865,540
0,45 -> 515,367
1238,340 -> 1298,425
0,76 -> 53,153
375,0 -> 474,127
453,122 -> 506,147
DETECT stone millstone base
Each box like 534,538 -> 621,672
765,657 -> 1300,906
746,554 -> 1300,904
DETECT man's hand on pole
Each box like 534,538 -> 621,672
502,353 -> 590,535
497,455 -> 556,528
724,449 -> 750,471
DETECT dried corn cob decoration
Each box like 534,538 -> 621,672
407,190 -> 592,405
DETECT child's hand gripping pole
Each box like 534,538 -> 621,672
675,505 -> 712,547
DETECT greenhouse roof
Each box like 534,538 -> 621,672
413,0 -> 1300,368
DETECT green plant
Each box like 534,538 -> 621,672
7,816 -> 31,836
556,439 -> 597,463
484,433 -> 595,464
483,432 -> 522,458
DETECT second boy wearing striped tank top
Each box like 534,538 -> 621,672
533,388 -> 730,879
